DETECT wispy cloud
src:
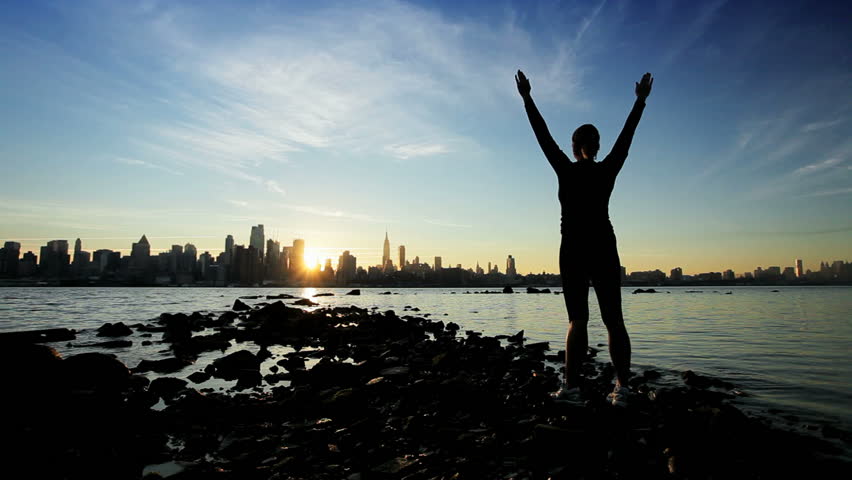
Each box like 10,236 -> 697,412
662,0 -> 728,66
800,187 -> 852,197
802,118 -> 845,132
793,158 -> 842,175
227,199 -> 249,207
114,156 -> 183,175
265,180 -> 286,196
385,143 -> 450,160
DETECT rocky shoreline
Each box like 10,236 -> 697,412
1,299 -> 850,479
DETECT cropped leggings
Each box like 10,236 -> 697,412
559,231 -> 624,327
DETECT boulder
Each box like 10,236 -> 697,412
96,322 -> 132,337
313,292 -> 334,297
293,298 -> 318,306
232,299 -> 251,311
63,352 -> 131,394
346,289 -> 361,295
149,377 -> 188,400
0,328 -> 76,344
133,357 -> 192,374
187,371 -> 212,384
503,286 -> 514,293
212,350 -> 260,380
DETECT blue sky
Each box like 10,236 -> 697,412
1,0 -> 850,274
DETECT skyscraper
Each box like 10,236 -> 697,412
74,238 -> 82,262
398,245 -> 406,269
291,239 -> 305,273
506,255 -> 517,277
0,241 -> 21,277
382,231 -> 391,269
223,234 -> 235,265
795,259 -> 803,277
337,250 -> 357,285
434,256 -> 442,271
250,225 -> 265,260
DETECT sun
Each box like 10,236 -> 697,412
303,248 -> 320,270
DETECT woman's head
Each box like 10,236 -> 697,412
572,124 -> 600,162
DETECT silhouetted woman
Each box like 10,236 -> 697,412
516,70 -> 653,406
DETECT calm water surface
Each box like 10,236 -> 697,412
1,286 -> 850,434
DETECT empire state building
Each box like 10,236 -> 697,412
382,231 -> 391,269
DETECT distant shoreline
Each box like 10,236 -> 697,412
1,281 -> 850,288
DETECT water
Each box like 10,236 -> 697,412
1,285 -> 850,433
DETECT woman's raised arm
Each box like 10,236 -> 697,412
603,72 -> 653,174
516,70 -> 569,172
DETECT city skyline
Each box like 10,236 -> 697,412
2,227 -> 848,278
1,1 -> 850,275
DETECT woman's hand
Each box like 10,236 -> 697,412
636,72 -> 653,100
516,69 -> 531,97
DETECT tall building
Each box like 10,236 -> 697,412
670,267 -> 683,282
19,251 -> 37,277
281,246 -> 292,273
291,239 -> 305,273
382,232 -> 391,269
223,235 -> 235,265
506,255 -> 517,277
265,239 -> 281,279
131,235 -> 151,269
73,238 -> 82,262
250,225 -> 265,260
398,245 -> 406,269
39,240 -> 70,277
337,250 -> 357,285
434,256 -> 442,271
795,259 -> 803,277
0,241 -> 21,277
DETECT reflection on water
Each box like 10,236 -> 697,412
1,286 -> 850,429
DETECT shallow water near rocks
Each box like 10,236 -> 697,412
1,285 -> 850,440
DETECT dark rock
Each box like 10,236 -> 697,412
217,311 -> 239,325
141,340 -> 152,346
266,293 -> 297,300
64,352 -> 131,394
96,322 -> 133,337
187,371 -> 211,384
133,357 -> 192,374
346,289 -> 361,295
313,292 -> 334,297
632,288 -> 658,294
503,286 -> 514,293
508,330 -> 524,344
293,298 -> 318,306
0,328 -> 76,344
239,295 -> 261,299
149,377 -> 188,400
232,299 -> 250,311
527,287 -> 541,293
211,350 -> 260,380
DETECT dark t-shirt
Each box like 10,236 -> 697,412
523,97 -> 646,241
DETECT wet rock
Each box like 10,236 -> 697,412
97,322 -> 133,337
141,340 -> 152,346
187,371 -> 211,384
0,327 -> 76,344
133,357 -> 192,374
503,286 -> 514,293
149,377 -> 188,400
632,288 -> 658,294
217,311 -> 239,325
266,293 -> 297,299
346,289 -> 361,295
293,298 -> 318,306
239,295 -> 261,299
232,299 -> 250,311
313,293 -> 334,297
211,350 -> 260,380
64,352 -> 131,394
